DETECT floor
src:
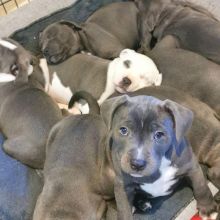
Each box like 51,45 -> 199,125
0,0 -> 76,37
0,0 -> 32,16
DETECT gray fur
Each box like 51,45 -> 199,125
0,42 -> 63,168
33,95 -> 216,219
40,2 -> 139,63
48,53 -> 108,100
135,0 -> 220,64
147,35 -> 220,115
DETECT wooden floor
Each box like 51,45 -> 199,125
0,0 -> 31,16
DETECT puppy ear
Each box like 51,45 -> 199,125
100,95 -> 129,130
119,49 -> 135,58
162,99 -> 194,156
59,20 -> 82,30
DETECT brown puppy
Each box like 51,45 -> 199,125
135,0 -> 220,64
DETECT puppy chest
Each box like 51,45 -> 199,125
140,164 -> 178,197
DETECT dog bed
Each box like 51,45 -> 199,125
0,0 -> 215,219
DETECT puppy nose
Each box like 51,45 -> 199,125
122,77 -> 131,87
130,159 -> 147,171
43,48 -> 49,56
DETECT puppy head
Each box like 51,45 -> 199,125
110,49 -> 162,94
0,38 -> 33,83
39,21 -> 82,64
101,95 -> 193,177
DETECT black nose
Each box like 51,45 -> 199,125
122,77 -> 131,87
43,48 -> 49,56
130,159 -> 147,171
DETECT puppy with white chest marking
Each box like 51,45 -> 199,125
46,49 -> 162,109
39,2 -> 139,63
0,39 -> 63,168
33,95 -> 216,220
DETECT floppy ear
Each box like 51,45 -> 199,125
162,99 -> 194,156
100,95 -> 129,130
59,20 -> 82,31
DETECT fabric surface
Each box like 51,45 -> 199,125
0,134 -> 43,220
5,0 -> 199,219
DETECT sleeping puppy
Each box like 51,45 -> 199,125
134,0 -> 220,64
0,42 -> 63,169
46,49 -> 162,106
0,38 -> 33,83
136,35 -> 220,115
39,1 -> 139,63
33,95 -> 217,220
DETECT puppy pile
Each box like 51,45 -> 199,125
1,0 -> 220,219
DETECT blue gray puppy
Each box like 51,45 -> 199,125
39,2 -> 139,63
0,39 -> 63,168
33,95 -> 216,219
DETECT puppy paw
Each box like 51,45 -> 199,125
199,212 -> 218,220
198,201 -> 218,219
214,192 -> 220,203
135,200 -> 152,213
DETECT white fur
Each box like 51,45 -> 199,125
48,72 -> 73,104
98,49 -> 162,105
70,102 -> 89,115
0,73 -> 15,82
200,212 -> 218,220
27,64 -> 33,76
0,39 -> 17,50
39,58 -> 50,92
140,157 -> 178,197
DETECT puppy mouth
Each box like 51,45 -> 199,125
43,48 -> 67,64
48,53 -> 67,64
115,85 -> 127,93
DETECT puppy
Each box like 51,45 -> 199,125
135,0 -> 220,64
0,41 -> 63,169
134,35 -> 220,116
0,38 -> 33,83
33,95 -> 216,220
46,49 -> 162,106
39,2 -> 139,63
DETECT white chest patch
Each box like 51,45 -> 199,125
140,157 -> 178,197
48,72 -> 73,104
0,39 -> 17,50
0,73 -> 15,82
27,64 -> 33,76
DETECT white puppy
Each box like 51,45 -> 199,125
98,49 -> 162,104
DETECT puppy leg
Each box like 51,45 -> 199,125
207,165 -> 220,202
154,35 -> 180,50
114,177 -> 134,220
187,160 -> 217,217
34,174 -> 105,220
105,201 -> 117,220
82,22 -> 126,59
3,137 -> 44,169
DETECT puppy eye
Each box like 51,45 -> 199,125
119,127 -> 129,136
154,131 -> 165,141
10,64 -> 19,76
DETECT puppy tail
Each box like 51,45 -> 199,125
68,91 -> 100,115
